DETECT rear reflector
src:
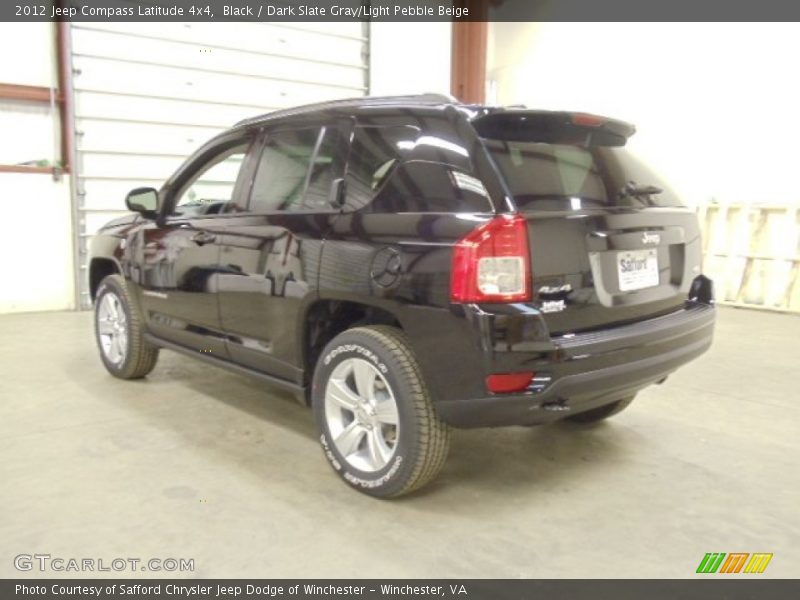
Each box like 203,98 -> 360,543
486,372 -> 535,394
450,214 -> 532,303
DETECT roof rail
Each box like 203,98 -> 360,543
234,93 -> 459,128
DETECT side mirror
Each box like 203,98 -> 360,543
125,187 -> 159,218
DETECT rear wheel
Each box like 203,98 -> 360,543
94,274 -> 159,379
312,326 -> 449,498
566,395 -> 636,423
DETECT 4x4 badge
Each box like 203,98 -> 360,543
642,232 -> 661,245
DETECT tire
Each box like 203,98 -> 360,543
566,395 -> 636,423
94,274 -> 159,379
312,326 -> 450,498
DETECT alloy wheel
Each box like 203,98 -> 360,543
97,292 -> 128,366
324,357 -> 400,472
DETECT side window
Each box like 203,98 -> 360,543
173,142 -> 250,217
371,161 -> 493,213
344,125 -> 419,210
248,126 -> 343,212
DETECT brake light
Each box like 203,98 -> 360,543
571,112 -> 606,127
450,214 -> 532,303
486,372 -> 535,394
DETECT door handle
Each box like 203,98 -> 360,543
190,231 -> 217,245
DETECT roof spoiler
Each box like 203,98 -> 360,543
471,110 -> 636,146
234,93 -> 458,128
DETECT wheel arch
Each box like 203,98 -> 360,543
299,297 -> 405,403
88,256 -> 123,302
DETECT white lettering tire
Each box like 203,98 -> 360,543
312,326 -> 449,498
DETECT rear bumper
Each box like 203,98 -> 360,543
429,302 -> 715,428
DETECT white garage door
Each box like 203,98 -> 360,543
69,22 -> 369,308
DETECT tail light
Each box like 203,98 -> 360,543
450,214 -> 532,303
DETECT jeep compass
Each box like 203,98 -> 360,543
89,94 -> 715,497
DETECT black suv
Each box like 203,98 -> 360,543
89,94 -> 715,497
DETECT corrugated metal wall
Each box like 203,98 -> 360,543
69,22 -> 369,308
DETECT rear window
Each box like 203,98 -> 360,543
484,139 -> 683,211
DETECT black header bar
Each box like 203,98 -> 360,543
4,579 -> 800,600
7,0 -> 800,22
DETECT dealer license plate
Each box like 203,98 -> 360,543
617,249 -> 659,291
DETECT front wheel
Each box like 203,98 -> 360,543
312,326 -> 449,498
94,274 -> 159,379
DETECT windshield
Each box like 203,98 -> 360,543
483,139 -> 684,211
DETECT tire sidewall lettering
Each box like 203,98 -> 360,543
319,434 -> 342,472
322,343 -> 388,375
344,455 -> 402,489
316,340 -> 405,491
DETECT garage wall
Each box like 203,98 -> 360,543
0,174 -> 74,313
70,21 -> 371,308
0,21 -> 453,315
0,23 -> 75,313
487,22 -> 800,311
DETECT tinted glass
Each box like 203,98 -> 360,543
371,161 -> 492,213
304,127 -> 343,209
484,139 -> 683,211
344,125 -> 419,210
250,127 -> 341,212
173,143 -> 249,216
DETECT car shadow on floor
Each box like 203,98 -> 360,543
96,351 -> 640,504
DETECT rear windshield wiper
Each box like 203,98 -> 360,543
619,181 -> 663,199
618,181 -> 663,206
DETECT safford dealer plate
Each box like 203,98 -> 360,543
617,249 -> 659,291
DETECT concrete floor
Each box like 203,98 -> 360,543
0,306 -> 798,579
